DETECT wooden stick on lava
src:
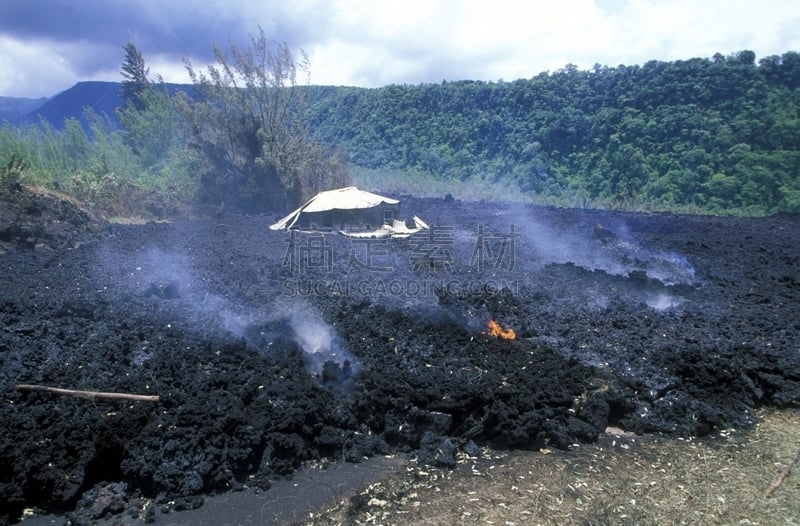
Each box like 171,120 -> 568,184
16,384 -> 160,403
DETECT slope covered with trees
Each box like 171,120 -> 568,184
1,48 -> 798,216
305,50 -> 800,214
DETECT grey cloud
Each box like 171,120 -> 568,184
0,0 -> 326,69
2,0 -> 799,98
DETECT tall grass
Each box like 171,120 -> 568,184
0,109 -> 197,218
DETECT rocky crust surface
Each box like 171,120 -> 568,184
1,188 -> 798,524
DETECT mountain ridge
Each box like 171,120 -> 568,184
1,80 -> 194,129
0,94 -> 49,122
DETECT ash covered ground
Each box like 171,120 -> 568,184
1,191 -> 798,524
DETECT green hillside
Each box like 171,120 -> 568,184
304,50 -> 800,214
2,48 -> 799,217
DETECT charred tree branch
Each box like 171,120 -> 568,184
766,446 -> 800,497
16,384 -> 160,403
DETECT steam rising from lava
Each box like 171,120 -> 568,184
114,249 -> 357,377
514,210 -> 694,283
291,313 -> 355,375
501,205 -> 696,309
126,248 -> 259,338
273,298 -> 359,378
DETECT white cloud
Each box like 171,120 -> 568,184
299,0 -> 800,87
0,36 -> 82,97
146,54 -> 194,85
1,0 -> 800,97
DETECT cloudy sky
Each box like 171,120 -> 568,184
1,0 -> 799,98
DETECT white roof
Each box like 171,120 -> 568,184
270,186 -> 399,230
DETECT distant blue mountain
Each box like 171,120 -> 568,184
7,81 -> 124,130
24,81 -> 124,128
0,95 -> 48,123
7,81 -> 194,130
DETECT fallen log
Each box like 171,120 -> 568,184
766,446 -> 800,497
16,384 -> 160,403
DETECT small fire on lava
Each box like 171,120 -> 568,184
487,319 -> 516,340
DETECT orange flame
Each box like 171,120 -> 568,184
487,319 -> 516,340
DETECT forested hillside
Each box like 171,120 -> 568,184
2,48 -> 798,216
305,50 -> 800,214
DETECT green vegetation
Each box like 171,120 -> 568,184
0,35 -> 346,217
2,47 -> 799,216
306,50 -> 800,214
120,42 -> 150,109
0,105 -> 192,217
178,29 -> 348,211
0,152 -> 26,191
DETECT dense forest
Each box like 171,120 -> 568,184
1,47 -> 799,216
304,50 -> 800,214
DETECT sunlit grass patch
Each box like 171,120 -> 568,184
309,409 -> 799,525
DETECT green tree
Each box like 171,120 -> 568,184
121,43 -> 150,109
118,83 -> 183,169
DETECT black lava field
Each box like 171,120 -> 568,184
1,193 -> 798,524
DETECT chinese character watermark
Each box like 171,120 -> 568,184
280,223 -> 520,296
282,231 -> 334,274
470,224 -> 517,271
409,225 -> 454,272
347,238 -> 393,272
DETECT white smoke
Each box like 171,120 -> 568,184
505,205 -> 696,286
103,247 -> 358,380
123,248 -> 258,338
276,298 -> 358,376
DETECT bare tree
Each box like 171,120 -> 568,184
179,29 -> 348,211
